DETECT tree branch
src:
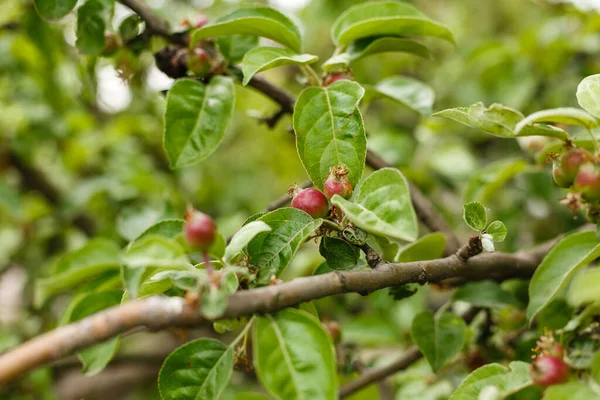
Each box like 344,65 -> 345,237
118,0 -> 178,43
0,232 -> 562,382
339,346 -> 422,398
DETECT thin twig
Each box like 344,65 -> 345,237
0,232 -> 565,382
339,346 -> 422,398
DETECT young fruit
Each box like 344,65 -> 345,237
185,208 -> 216,250
323,71 -> 354,86
530,355 -> 569,387
323,166 -> 352,199
187,47 -> 211,78
290,188 -> 329,218
574,163 -> 600,201
552,148 -> 592,188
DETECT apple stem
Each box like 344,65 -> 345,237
203,251 -> 214,274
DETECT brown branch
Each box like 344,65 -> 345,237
117,0 -> 178,43
339,346 -> 422,398
0,232 -> 563,382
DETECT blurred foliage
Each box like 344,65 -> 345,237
2,0 -> 600,398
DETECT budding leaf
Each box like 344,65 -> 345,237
486,221 -> 507,242
463,202 -> 487,231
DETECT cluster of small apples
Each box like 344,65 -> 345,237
289,166 -> 353,218
552,146 -> 600,221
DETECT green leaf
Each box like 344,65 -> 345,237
164,77 -> 235,169
349,37 -> 431,61
411,311 -> 467,372
246,208 -> 323,282
468,102 -> 524,138
433,106 -> 470,126
463,201 -> 487,231
527,231 -> 600,322
486,221 -> 507,242
34,0 -> 77,20
293,80 -> 366,189
34,239 -> 121,307
319,236 -> 361,271
242,47 -> 318,86
515,108 -> 597,134
543,382 -> 600,400
331,168 -> 418,242
116,205 -> 162,242
135,219 -> 184,241
218,35 -> 259,65
159,338 -> 234,400
577,74 -> 600,119
253,309 -> 337,400
567,267 -> 600,307
396,232 -> 446,262
365,76 -> 435,116
75,0 -> 113,55
201,286 -> 229,319
448,361 -> 533,399
191,7 -> 302,52
62,291 -> 122,375
436,103 -> 568,140
331,1 -> 454,47
225,221 -> 272,263
123,235 -> 190,299
453,281 -> 520,308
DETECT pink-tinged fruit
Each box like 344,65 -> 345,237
323,71 -> 354,86
290,188 -> 329,218
323,166 -> 353,200
185,208 -> 216,250
574,163 -> 600,201
552,148 -> 592,188
530,356 -> 569,387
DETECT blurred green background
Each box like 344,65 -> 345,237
1,0 -> 599,398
